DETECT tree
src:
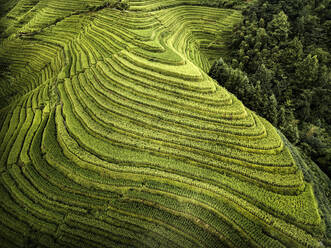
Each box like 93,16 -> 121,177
267,11 -> 290,43
278,106 -> 300,144
295,90 -> 313,121
253,63 -> 274,90
295,54 -> 319,88
209,58 -> 255,107
281,37 -> 303,67
209,58 -> 229,86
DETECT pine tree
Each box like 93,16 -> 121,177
267,11 -> 290,43
295,54 -> 319,88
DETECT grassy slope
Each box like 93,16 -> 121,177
0,0 -> 330,247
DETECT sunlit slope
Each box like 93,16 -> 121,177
0,0 -> 328,247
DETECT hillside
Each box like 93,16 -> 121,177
209,0 -> 331,176
0,0 -> 330,247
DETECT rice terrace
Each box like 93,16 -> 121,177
0,0 -> 330,247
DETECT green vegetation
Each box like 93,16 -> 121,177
209,0 -> 331,176
0,0 -> 330,247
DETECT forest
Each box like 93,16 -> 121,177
210,0 -> 331,176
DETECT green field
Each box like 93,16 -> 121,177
0,0 -> 330,247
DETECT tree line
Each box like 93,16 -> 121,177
209,0 -> 331,176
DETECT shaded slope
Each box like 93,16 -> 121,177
0,0 -> 329,247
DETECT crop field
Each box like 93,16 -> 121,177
0,0 -> 329,247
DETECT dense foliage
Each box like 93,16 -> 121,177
198,0 -> 245,8
209,0 -> 331,176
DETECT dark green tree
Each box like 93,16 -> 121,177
295,54 -> 319,88
267,11 -> 291,43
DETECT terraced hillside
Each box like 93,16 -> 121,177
0,0 -> 330,247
